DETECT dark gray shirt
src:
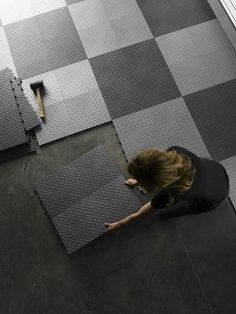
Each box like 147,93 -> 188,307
151,146 -> 229,209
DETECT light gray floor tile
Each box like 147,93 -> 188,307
22,70 -> 64,111
65,90 -> 111,133
113,97 -> 210,161
55,60 -> 99,100
0,0 -> 66,25
35,101 -> 72,146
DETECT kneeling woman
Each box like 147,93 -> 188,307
105,146 -> 229,232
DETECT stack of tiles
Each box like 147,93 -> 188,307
0,67 -> 40,160
35,145 -> 142,254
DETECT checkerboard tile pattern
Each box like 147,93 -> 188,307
0,0 -> 236,206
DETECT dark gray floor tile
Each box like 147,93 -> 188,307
0,78 -> 28,151
37,7 -> 87,69
176,198 -> 236,313
184,79 -> 236,161
35,145 -> 121,219
136,0 -> 215,37
0,137 -> 35,163
4,18 -> 53,79
90,39 -> 180,119
53,176 -> 142,253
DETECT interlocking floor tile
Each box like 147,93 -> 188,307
4,7 -> 86,79
35,101 -> 72,146
221,156 -> 236,208
0,27 -> 17,74
4,18 -> 53,79
90,39 -> 180,119
69,0 -> 152,58
0,137 -> 35,163
22,70 -> 64,110
65,90 -> 111,133
37,7 -> 86,69
136,0 -> 215,37
0,79 -> 28,151
113,97 -> 210,161
35,145 -> 121,219
0,0 -> 66,25
53,176 -> 141,253
11,79 -> 40,131
184,80 -> 236,161
55,60 -> 99,100
156,20 -> 236,95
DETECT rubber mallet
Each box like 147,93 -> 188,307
30,80 -> 45,119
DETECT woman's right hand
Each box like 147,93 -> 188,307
124,178 -> 138,187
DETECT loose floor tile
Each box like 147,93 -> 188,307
0,79 -> 28,151
53,176 -> 141,253
35,145 -> 121,218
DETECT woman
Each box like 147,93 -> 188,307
105,146 -> 230,233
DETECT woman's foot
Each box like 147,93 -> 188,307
124,178 -> 138,187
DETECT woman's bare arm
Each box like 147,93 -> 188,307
105,201 -> 153,232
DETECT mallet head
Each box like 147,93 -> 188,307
30,80 -> 45,95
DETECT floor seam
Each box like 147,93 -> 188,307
175,222 -> 214,314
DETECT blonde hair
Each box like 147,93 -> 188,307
127,148 -> 195,193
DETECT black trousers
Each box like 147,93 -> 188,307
154,193 -> 229,218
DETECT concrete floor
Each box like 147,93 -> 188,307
1,123 -> 236,314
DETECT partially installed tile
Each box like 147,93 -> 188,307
53,176 -> 142,253
37,7 -> 86,69
136,0 -> 215,37
90,39 -> 181,119
0,78 -> 28,151
113,97 -> 210,161
4,18 -> 52,79
22,70 -> 64,111
184,80 -> 236,161
69,0 -> 152,58
64,90 -> 111,134
34,100 -> 72,146
0,0 -> 66,25
156,19 -> 236,95
176,198 -> 236,313
35,145 -> 121,219
55,60 -> 99,100
221,156 -> 236,208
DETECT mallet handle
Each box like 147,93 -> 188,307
36,88 -> 45,118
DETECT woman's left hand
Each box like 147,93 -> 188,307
105,222 -> 121,233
